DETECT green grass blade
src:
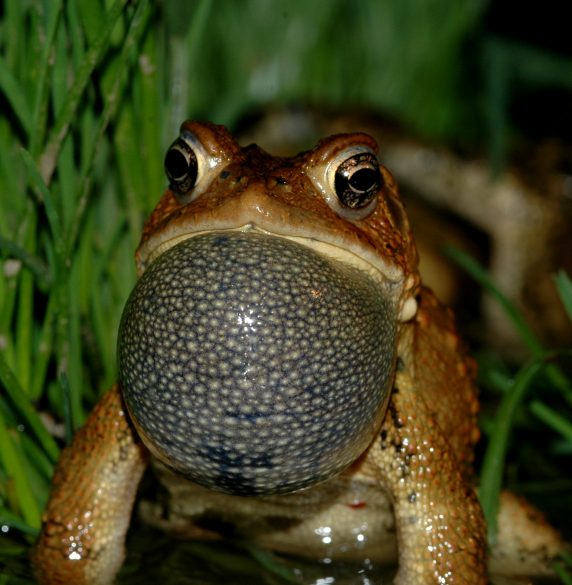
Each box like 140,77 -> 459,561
137,21 -> 163,209
0,237 -> 52,290
89,218 -> 129,384
29,296 -> 56,402
554,270 -> 572,324
529,400 -> 572,442
0,416 -> 41,529
59,373 -> 74,446
0,354 -> 59,463
19,148 -> 64,259
68,0 -> 152,255
478,357 -> 544,545
0,58 -> 33,137
19,432 -> 54,483
239,541 -> 299,583
54,290 -> 85,431
14,217 -> 37,394
166,0 -> 214,130
38,0 -> 130,184
29,1 -> 64,158
446,246 -> 572,398
445,246 -> 543,353
554,551 -> 572,585
76,0 -> 106,46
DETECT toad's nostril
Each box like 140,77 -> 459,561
118,232 -> 398,496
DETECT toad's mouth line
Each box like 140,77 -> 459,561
142,224 -> 418,322
147,223 -> 394,284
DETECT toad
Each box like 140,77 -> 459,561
33,122 -> 563,584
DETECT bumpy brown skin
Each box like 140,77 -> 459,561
362,289 -> 486,584
33,386 -> 147,585
34,121 -> 546,584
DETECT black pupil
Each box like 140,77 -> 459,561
350,168 -> 377,192
165,148 -> 189,180
334,153 -> 381,210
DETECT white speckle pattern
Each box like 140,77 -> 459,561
118,232 -> 397,495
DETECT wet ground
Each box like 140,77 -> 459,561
119,525 -> 395,585
1,523 -> 565,585
0,524 -> 394,584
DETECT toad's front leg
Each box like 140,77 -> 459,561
366,391 -> 487,584
365,290 -> 487,584
33,385 -> 148,585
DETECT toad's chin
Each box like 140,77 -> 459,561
118,231 -> 398,495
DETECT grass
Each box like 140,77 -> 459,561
0,0 -> 571,583
446,249 -> 572,548
453,258 -> 572,578
0,0 -> 158,535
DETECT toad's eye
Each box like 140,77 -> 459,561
165,137 -> 198,195
334,153 -> 382,210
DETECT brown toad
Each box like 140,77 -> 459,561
33,122 -> 563,584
